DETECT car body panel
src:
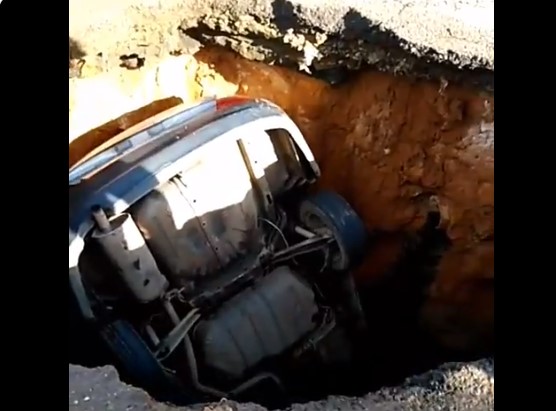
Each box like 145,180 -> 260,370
69,97 -> 320,320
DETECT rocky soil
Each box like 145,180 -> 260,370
69,359 -> 494,411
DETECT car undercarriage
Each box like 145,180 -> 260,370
69,97 -> 370,406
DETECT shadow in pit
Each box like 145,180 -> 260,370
186,0 -> 407,85
270,0 -> 296,32
332,7 -> 494,89
269,0 -> 402,46
270,0 -> 404,83
344,214 -> 493,397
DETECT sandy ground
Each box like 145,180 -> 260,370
69,359 -> 494,411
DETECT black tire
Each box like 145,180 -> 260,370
99,320 -> 195,404
298,191 -> 368,271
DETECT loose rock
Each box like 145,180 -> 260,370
69,359 -> 494,411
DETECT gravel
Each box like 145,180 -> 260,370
69,359 -> 494,411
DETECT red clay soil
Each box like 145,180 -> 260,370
69,48 -> 494,352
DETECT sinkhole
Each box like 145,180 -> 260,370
69,46 -> 494,409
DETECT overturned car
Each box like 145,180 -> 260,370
68,96 -> 369,405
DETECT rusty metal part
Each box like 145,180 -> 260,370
91,210 -> 168,303
155,306 -> 201,360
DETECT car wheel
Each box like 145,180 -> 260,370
298,191 -> 368,271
